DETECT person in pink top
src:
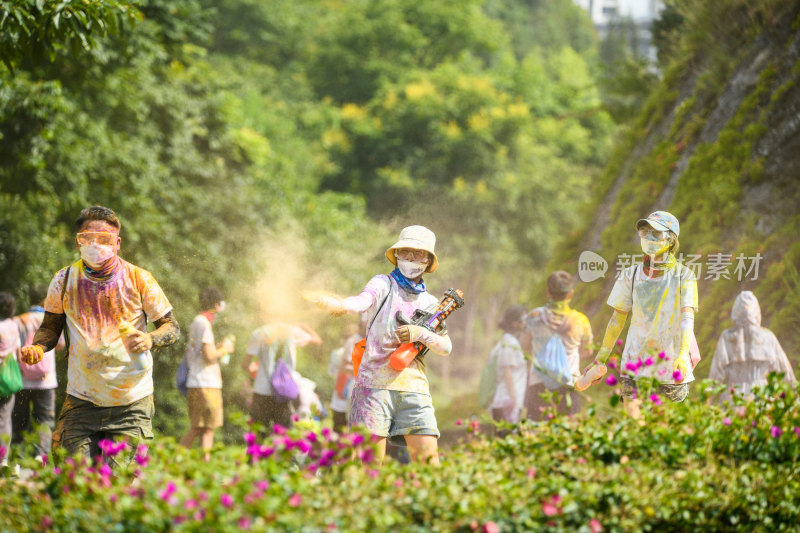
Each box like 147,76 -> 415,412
0,292 -> 21,454
12,286 -> 63,459
311,225 -> 452,465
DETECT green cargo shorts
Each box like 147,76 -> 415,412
52,394 -> 154,467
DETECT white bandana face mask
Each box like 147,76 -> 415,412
640,237 -> 670,256
80,243 -> 116,268
397,259 -> 427,280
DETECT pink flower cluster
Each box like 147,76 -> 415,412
98,439 -> 128,457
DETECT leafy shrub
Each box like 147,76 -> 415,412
2,374 -> 799,531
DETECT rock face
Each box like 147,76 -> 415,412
559,4 -> 800,370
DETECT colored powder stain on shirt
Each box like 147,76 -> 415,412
354,275 -> 439,394
44,259 -> 172,406
607,262 -> 698,384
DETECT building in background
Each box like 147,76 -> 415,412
574,0 -> 665,61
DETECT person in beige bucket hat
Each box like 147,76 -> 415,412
384,225 -> 439,274
309,225 -> 452,465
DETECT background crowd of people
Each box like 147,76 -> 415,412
0,207 -> 796,470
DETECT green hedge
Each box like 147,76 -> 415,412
2,374 -> 799,531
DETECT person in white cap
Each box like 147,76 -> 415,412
579,211 -> 699,406
311,225 -> 452,464
709,291 -> 795,403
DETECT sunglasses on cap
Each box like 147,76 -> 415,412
77,232 -> 118,246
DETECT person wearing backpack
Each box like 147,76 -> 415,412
523,271 -> 593,420
179,287 -> 235,459
488,306 -> 528,426
579,211 -> 698,406
309,225 -> 452,465
11,286 -> 63,460
242,321 -> 321,436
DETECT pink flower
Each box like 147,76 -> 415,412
306,432 -> 318,443
616,339 -> 623,346
658,368 -> 667,376
526,467 -> 536,478
359,448 -> 375,463
589,518 -> 603,532
483,522 -> 499,533
288,493 -> 302,507
273,424 -> 287,435
624,362 -> 638,374
577,457 -> 586,464
394,479 -> 403,487
368,468 -> 379,478
291,413 -> 300,422
607,360 -> 617,369
649,394 -> 662,406
794,427 -> 800,437
658,351 -> 667,360
220,493 -> 234,508
254,480 -> 269,492
321,427 -> 332,439
722,417 -> 732,426
296,440 -> 312,454
238,517 -> 252,529
41,516 -> 53,528
644,358 -> 654,366
605,375 -> 618,386
542,502 -> 559,516
159,482 -> 177,502
672,370 -> 683,382
99,464 -> 113,478
350,434 -> 365,446
456,419 -> 463,426
184,499 -> 198,510
244,432 -> 257,446
770,426 -> 783,438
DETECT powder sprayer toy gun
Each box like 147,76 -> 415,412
388,288 -> 465,372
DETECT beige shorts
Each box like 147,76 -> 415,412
187,388 -> 223,429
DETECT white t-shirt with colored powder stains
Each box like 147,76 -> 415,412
489,333 -> 527,421
607,263 -> 698,384
353,275 -> 439,394
44,259 -> 173,406
185,314 -> 221,389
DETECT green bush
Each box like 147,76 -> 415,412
2,374 -> 799,531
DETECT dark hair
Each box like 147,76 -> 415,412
199,286 -> 224,310
29,285 -> 49,306
498,305 -> 527,332
547,271 -> 574,301
75,206 -> 121,232
0,292 -> 16,319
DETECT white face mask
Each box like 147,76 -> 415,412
640,237 -> 670,256
80,243 -> 116,268
397,259 -> 427,280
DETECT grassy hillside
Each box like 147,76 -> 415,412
545,0 -> 800,376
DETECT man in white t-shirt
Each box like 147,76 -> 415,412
180,287 -> 234,458
242,322 -> 321,435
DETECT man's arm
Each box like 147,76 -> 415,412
21,312 -> 66,364
594,309 -> 628,364
31,311 -> 65,352
127,311 -> 180,353
150,311 -> 180,348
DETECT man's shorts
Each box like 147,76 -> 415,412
349,386 -> 439,447
52,394 -> 154,466
187,388 -> 223,429
620,377 -> 689,403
